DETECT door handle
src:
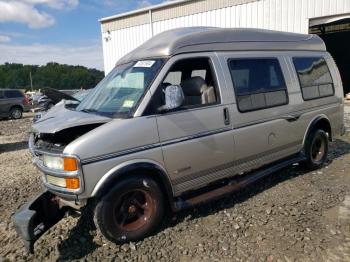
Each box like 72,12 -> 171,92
283,114 -> 301,122
223,107 -> 230,125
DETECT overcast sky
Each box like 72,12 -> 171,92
0,0 -> 164,71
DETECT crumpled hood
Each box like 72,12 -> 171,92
32,102 -> 111,134
41,87 -> 79,104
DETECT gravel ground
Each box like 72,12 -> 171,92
0,108 -> 350,262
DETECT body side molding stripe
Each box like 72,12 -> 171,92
172,139 -> 303,186
81,127 -> 232,165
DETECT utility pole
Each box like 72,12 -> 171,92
149,9 -> 153,37
29,71 -> 33,91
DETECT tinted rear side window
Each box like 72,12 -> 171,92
228,58 -> 288,112
293,57 -> 334,100
5,90 -> 24,98
0,91 -> 4,99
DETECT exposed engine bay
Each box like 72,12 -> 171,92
32,123 -> 104,152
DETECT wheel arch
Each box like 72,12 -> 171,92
10,104 -> 24,112
91,160 -> 174,207
302,114 -> 332,147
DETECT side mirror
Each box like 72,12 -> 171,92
158,85 -> 184,112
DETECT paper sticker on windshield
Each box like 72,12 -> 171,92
123,100 -> 134,108
134,60 -> 155,68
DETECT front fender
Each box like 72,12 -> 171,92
91,161 -> 174,206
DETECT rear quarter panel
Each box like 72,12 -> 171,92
325,53 -> 345,138
287,51 -> 344,140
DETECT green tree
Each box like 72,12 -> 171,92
0,62 -> 104,90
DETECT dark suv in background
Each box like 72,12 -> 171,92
0,89 -> 30,119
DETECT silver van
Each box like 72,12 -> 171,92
14,27 -> 345,252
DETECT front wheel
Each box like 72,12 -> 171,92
303,129 -> 329,170
94,176 -> 164,244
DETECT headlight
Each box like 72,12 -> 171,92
43,155 -> 63,170
43,155 -> 78,172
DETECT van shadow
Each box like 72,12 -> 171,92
0,141 -> 28,153
55,138 -> 350,260
56,206 -> 99,261
328,137 -> 350,161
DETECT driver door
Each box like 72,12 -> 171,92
153,55 -> 235,195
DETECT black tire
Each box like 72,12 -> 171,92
10,107 -> 23,119
94,175 -> 164,244
303,129 -> 328,170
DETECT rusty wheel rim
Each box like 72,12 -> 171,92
114,190 -> 155,232
311,136 -> 326,163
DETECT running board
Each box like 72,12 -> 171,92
173,154 -> 305,211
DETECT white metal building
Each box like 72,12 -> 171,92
100,0 -> 350,93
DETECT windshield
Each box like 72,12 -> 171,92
73,90 -> 91,102
76,59 -> 164,117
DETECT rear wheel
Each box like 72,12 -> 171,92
303,129 -> 328,169
10,107 -> 23,119
94,176 -> 164,244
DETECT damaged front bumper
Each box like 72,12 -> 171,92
29,133 -> 85,196
13,191 -> 70,253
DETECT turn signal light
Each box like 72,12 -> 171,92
65,178 -> 80,189
63,157 -> 78,171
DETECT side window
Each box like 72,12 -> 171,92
228,58 -> 288,112
293,57 -> 334,100
164,71 -> 182,85
147,57 -> 219,114
173,58 -> 218,108
5,90 -> 23,98
0,91 -> 4,99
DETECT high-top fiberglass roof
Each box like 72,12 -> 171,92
117,27 -> 326,65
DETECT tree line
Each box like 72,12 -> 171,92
0,62 -> 104,90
